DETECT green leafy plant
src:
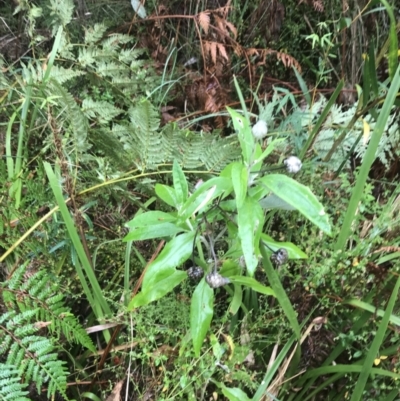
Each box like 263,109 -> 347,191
123,78 -> 331,369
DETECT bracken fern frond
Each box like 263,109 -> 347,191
0,264 -> 96,400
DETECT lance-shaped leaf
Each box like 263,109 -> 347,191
179,176 -> 232,220
172,159 -> 188,209
237,197 -> 264,276
155,184 -> 177,208
124,211 -> 182,241
260,243 -> 300,339
141,231 -> 195,290
229,284 -> 243,315
220,385 -> 251,401
231,162 -> 248,209
259,174 -> 331,235
226,107 -> 254,164
261,233 -> 308,259
129,270 -> 187,309
191,279 -> 214,357
229,276 -> 275,296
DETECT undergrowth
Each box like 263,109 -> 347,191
0,0 -> 399,400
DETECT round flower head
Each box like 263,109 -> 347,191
284,156 -> 302,173
252,120 -> 268,139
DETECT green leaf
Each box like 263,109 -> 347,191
123,223 -> 182,241
221,385 -> 251,401
259,174 -> 331,235
253,139 -> 285,167
155,184 -> 177,208
179,177 -> 232,219
350,275 -> 400,401
259,193 -> 297,210
367,42 -> 379,97
237,197 -> 264,276
229,276 -> 275,297
126,211 -> 177,228
345,299 -> 400,326
231,162 -> 248,208
253,332 -> 298,400
293,67 -> 311,106
229,284 -> 242,315
226,107 -> 254,164
140,232 -> 195,291
44,162 -> 111,321
180,185 -> 216,219
124,211 -> 182,241
191,279 -> 214,357
335,63 -> 400,251
219,260 -> 242,276
172,159 -> 188,208
129,270 -> 187,309
299,79 -> 344,159
380,0 -> 398,81
260,243 -> 300,339
362,44 -> 372,106
261,234 -> 308,259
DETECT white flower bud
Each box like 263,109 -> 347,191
252,120 -> 268,139
284,156 -> 302,173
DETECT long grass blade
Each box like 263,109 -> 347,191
44,162 -> 111,321
350,274 -> 400,401
299,79 -> 344,159
335,64 -> 400,251
260,243 -> 300,339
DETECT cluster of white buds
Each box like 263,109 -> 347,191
251,120 -> 268,140
284,156 -> 302,173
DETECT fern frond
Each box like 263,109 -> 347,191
101,34 -> 134,49
1,316 -> 68,399
47,79 -> 90,153
162,127 -> 204,169
201,135 -> 241,171
120,48 -> 147,64
89,127 -> 128,167
355,111 -> 399,168
0,364 -> 29,401
84,23 -> 108,45
0,264 -> 96,399
162,125 -> 240,171
21,60 -> 44,83
49,66 -> 86,84
96,61 -> 128,77
82,97 -> 124,124
126,100 -> 164,170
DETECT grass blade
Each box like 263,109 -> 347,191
335,64 -> 400,252
299,79 -> 344,159
44,162 -> 111,321
260,243 -> 300,339
350,274 -> 400,401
